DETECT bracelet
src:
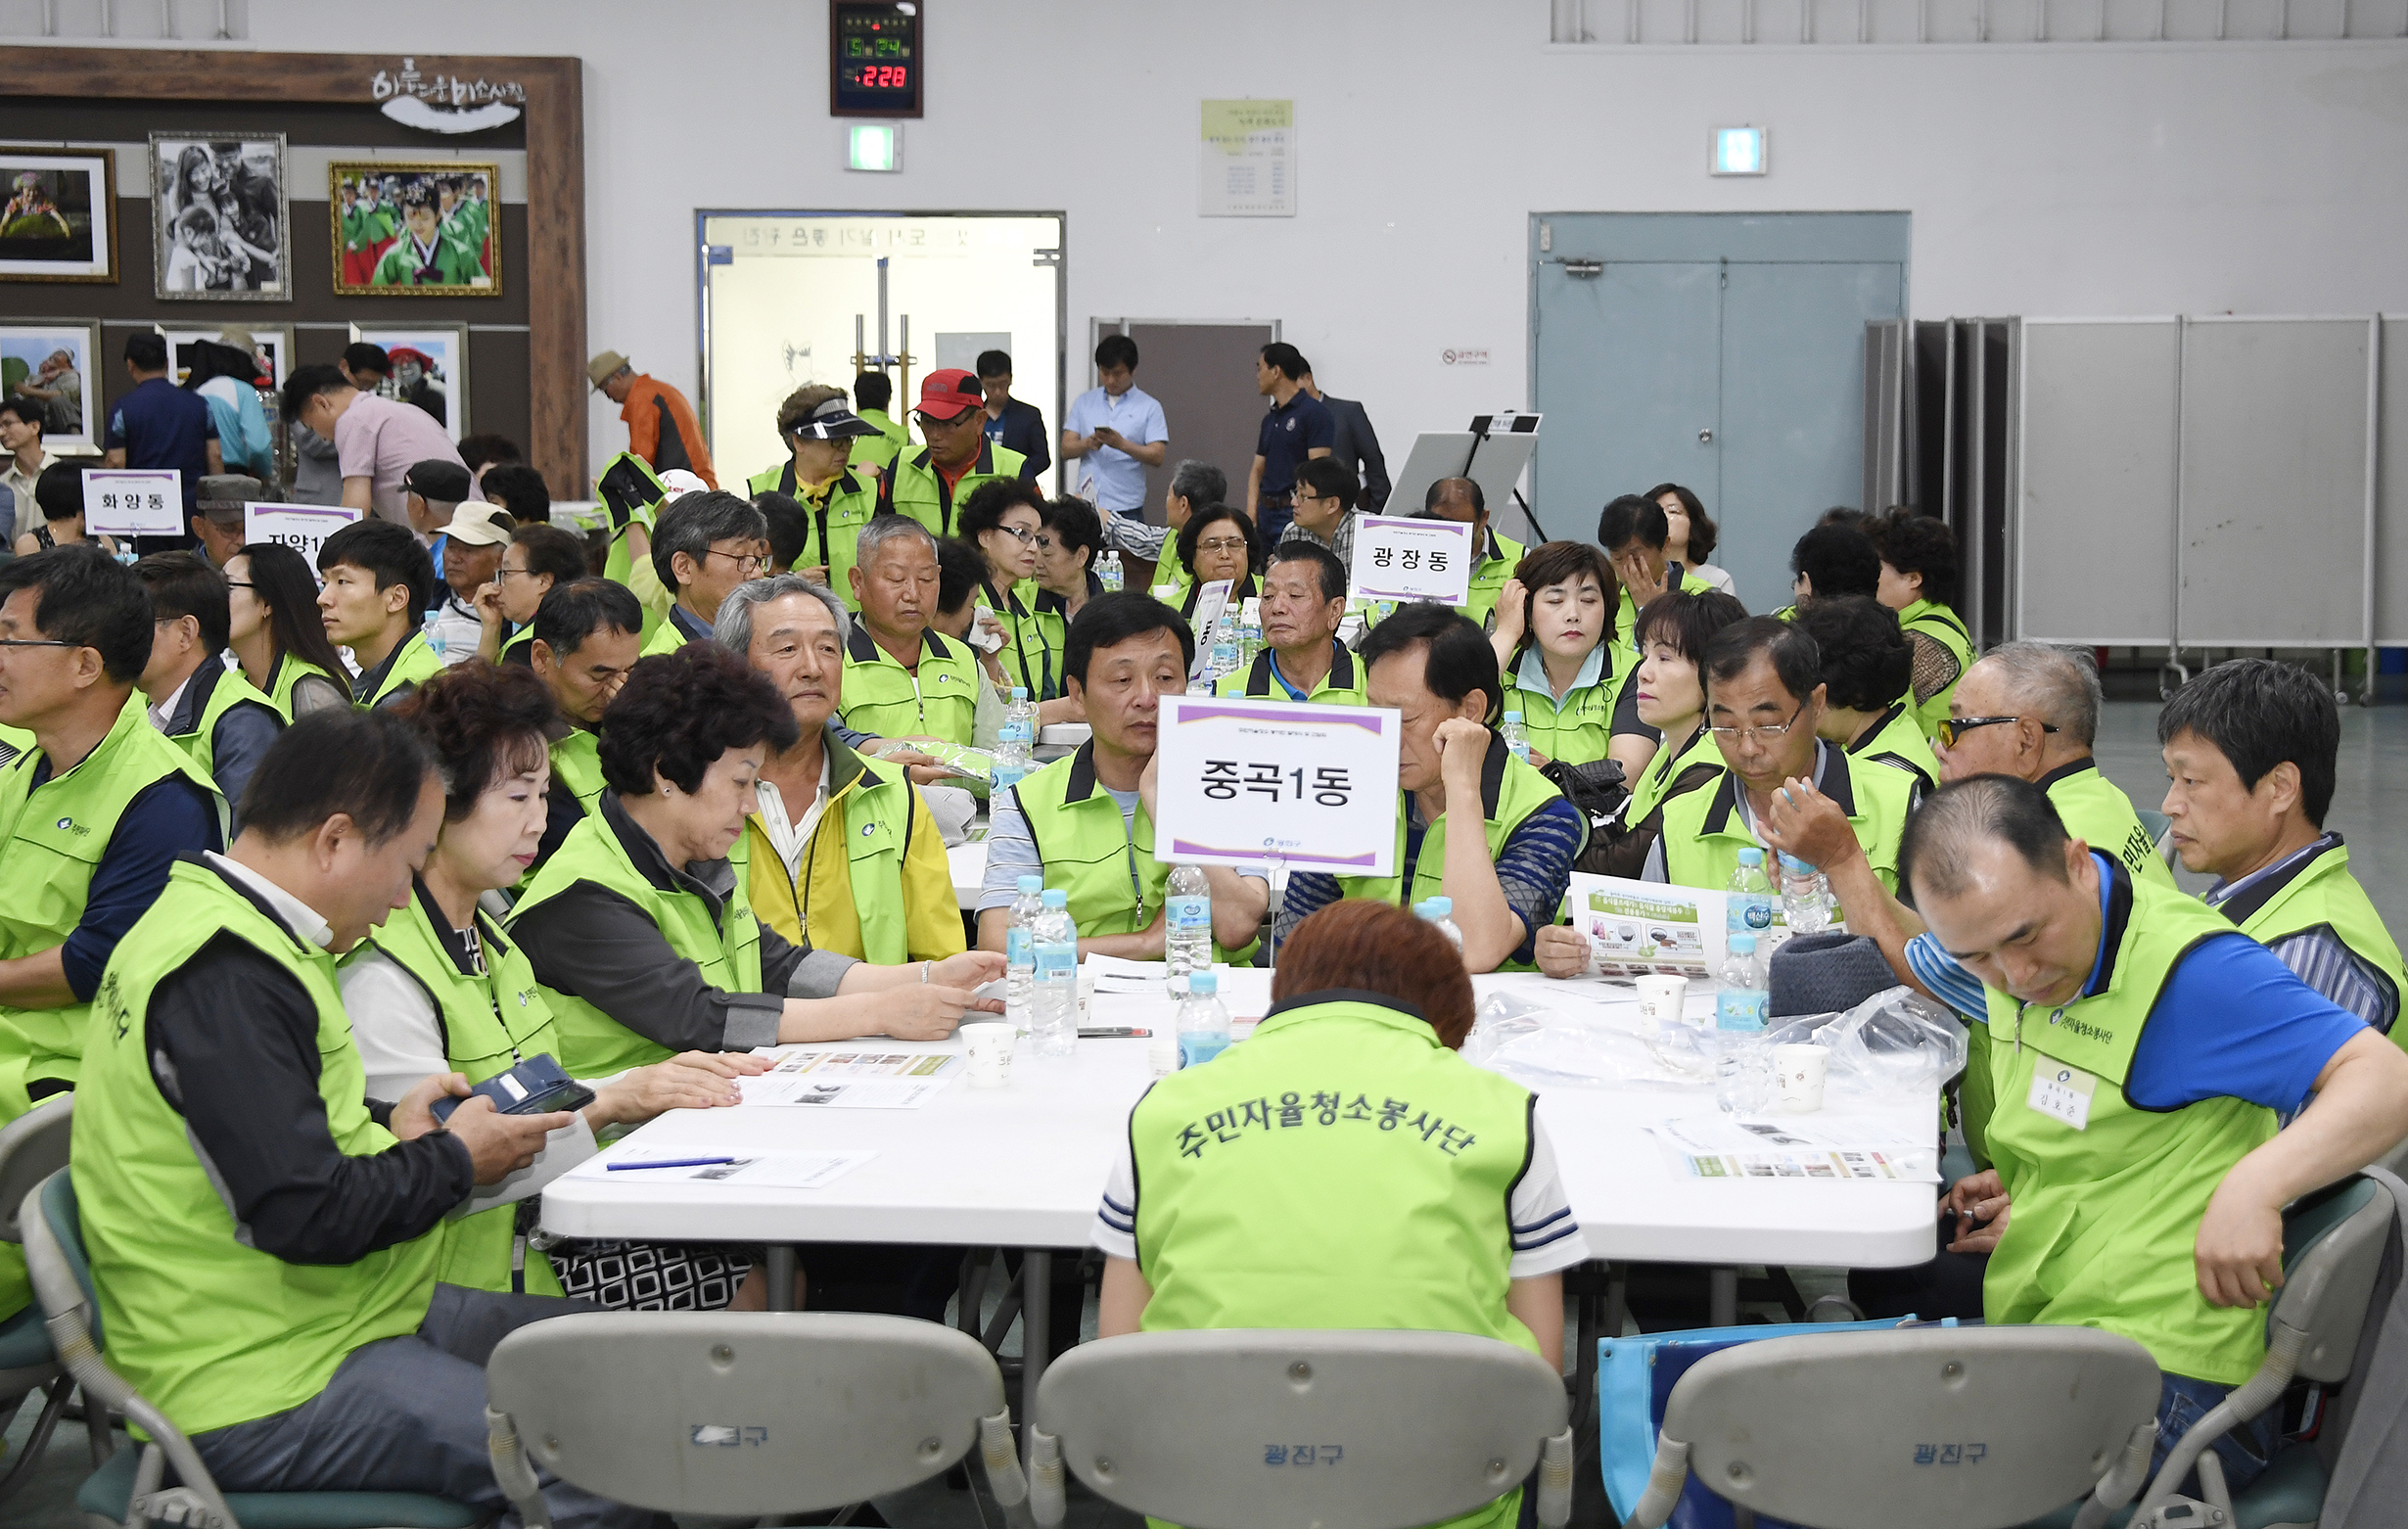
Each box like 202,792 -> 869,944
920,960 -> 931,984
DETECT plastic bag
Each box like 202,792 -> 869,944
1761,985 -> 1968,1104
1465,989 -> 1719,1089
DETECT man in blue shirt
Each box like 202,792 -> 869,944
974,349 -> 1051,484
102,332 -> 219,550
1246,341 -> 1332,546
1061,335 -> 1169,520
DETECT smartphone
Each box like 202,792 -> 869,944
432,1053 -> 595,1123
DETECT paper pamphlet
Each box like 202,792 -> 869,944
569,1148 -> 876,1189
737,1049 -> 957,1108
1642,1115 -> 1937,1182
1566,874 -> 1729,978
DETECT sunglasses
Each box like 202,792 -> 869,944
1935,716 -> 2060,750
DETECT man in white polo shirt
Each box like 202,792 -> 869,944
1060,334 -> 1168,520
280,363 -> 473,527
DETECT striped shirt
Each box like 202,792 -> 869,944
2206,834 -> 2399,1036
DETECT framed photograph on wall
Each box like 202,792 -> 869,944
0,147 -> 117,283
149,132 -> 290,301
155,322 -> 292,392
348,322 -> 467,440
0,319 -> 103,449
328,162 -> 500,297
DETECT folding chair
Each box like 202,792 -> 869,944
483,1310 -> 1028,1526
1026,1328 -> 1576,1529
22,1169 -> 479,1529
0,1095 -> 74,1506
1623,1324 -> 2162,1529
2126,1173 -> 2395,1529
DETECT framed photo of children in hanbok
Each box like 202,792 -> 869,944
149,132 -> 290,301
328,162 -> 499,297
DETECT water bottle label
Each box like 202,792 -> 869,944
1507,740 -> 1531,763
1178,1033 -> 1231,1069
1035,944 -> 1078,982
1716,989 -> 1768,1032
1727,896 -> 1774,934
1167,895 -> 1210,932
1006,929 -> 1032,966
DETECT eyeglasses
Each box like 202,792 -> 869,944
703,549 -> 768,575
224,579 -> 255,589
1706,702 -> 1807,746
1935,715 -> 2061,750
0,637 -> 75,652
497,566 -> 541,579
1196,536 -> 1251,554
991,526 -> 1035,544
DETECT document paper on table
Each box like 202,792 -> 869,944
567,1148 -> 876,1189
738,1048 -> 958,1108
1642,1114 -> 1939,1182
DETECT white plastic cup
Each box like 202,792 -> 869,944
1637,974 -> 1694,1029
1774,1042 -> 1829,1113
1077,966 -> 1098,1024
961,1022 -> 1015,1089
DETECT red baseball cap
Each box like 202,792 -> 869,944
915,368 -> 986,421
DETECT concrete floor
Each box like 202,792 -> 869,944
7,696 -> 2402,1529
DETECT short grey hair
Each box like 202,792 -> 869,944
1975,641 -> 2102,747
1169,459 -> 1227,509
714,574 -> 849,653
855,513 -> 937,570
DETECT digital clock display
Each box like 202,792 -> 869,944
831,3 -> 922,117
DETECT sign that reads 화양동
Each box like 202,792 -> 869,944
1348,515 -> 1475,606
1151,695 -> 1402,878
245,502 -> 363,566
81,469 -> 181,536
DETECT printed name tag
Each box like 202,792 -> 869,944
2027,1063 -> 2096,1131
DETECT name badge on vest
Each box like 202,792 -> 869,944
2028,1063 -> 2097,1132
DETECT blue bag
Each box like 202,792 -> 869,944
1599,1318 -> 1957,1528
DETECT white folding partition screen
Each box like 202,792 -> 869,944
2379,317 -> 2408,647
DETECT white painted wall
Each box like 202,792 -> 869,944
106,3 -> 2408,480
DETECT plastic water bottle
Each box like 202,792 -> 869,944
1099,551 -> 1123,593
995,686 -> 1036,787
1500,711 -> 1531,764
1726,848 -> 1775,938
421,608 -> 447,661
1208,618 -> 1239,679
1417,897 -> 1464,954
1176,970 -> 1232,1069
1779,853 -> 1831,935
1165,863 -> 1213,996
1003,874 -> 1043,1033
1714,934 -> 1771,1113
1031,889 -> 1078,1057
1238,599 -> 1262,666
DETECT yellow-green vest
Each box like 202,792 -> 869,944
746,460 -> 881,612
1498,645 -> 1624,768
595,450 -> 669,644
840,623 -> 980,747
1009,743 -> 1258,964
1461,531 -> 1525,630
1132,995 -> 1542,1529
2039,760 -> 2175,890
1979,866 -> 2276,1386
882,440 -> 1024,539
1653,744 -> 1915,895
511,807 -> 764,1077
549,726 -> 608,817
1613,568 -> 1714,657
1030,574 -> 1104,694
1843,701 -> 1939,797
72,860 -> 443,1435
981,577 -> 1060,702
0,701 -> 224,1088
158,660 -> 281,793
1623,722 -> 1721,830
2221,839 -> 2406,1048
640,604 -> 712,659
263,651 -> 347,722
1213,642 -> 1366,706
360,630 -> 445,710
1898,598 -> 1974,740
851,407 -> 909,476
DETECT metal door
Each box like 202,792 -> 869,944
1092,319 -> 1279,521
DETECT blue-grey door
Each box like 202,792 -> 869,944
1531,213 -> 1910,614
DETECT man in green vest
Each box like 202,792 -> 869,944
1425,477 -> 1523,631
316,518 -> 444,710
1902,775 -> 2408,1492
2159,658 -> 2404,1041
529,579 -> 645,871
1598,494 -> 1714,663
841,516 -> 980,748
1216,542 -> 1366,705
69,709 -> 643,1525
975,593 -> 1268,961
1794,595 -> 1939,797
642,488 -> 768,655
849,369 -> 910,477
882,368 -> 1025,538
745,385 -> 884,610
132,550 -> 283,825
1279,604 -> 1586,974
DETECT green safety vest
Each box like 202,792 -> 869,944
1898,598 -> 1974,740
1653,744 -> 1916,895
881,441 -> 1024,539
1009,743 -> 1258,963
1460,531 -> 1525,629
72,860 -> 442,1435
1213,642 -> 1366,706
1029,575 -> 1105,693
1337,734 -> 1577,972
641,605 -> 714,658
549,726 -> 609,817
746,461 -> 882,612
2039,760 -> 2175,890
263,651 -> 347,723
1978,866 -> 2276,1386
158,661 -> 281,794
1131,995 -> 1541,1529
359,630 -> 445,711
350,883 -> 567,1297
1844,701 -> 1939,796
1498,646 -> 1624,768
851,408 -> 909,476
2220,839 -> 2406,1047
511,808 -> 764,1078
1613,568 -> 1715,656
1623,723 -> 1721,831
981,578 -> 1059,702
840,623 -> 980,747
1151,568 -> 1194,614
0,702 -> 223,1087
594,451 -> 668,644
501,625 -> 535,664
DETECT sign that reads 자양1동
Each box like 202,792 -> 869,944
244,502 -> 362,566
81,469 -> 181,537
1151,694 -> 1402,878
1348,515 -> 1474,606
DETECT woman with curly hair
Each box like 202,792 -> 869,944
508,643 -> 1003,1082
1869,507 -> 1973,741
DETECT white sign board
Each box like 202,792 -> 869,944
80,469 -> 181,537
1199,99 -> 1294,217
244,502 -> 363,566
1186,577 -> 1233,679
1349,515 -> 1475,606
1153,694 -> 1401,877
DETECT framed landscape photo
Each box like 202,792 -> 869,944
349,322 -> 468,440
150,131 -> 290,301
329,162 -> 499,297
0,147 -> 116,283
0,320 -> 102,449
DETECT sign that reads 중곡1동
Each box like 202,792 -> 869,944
245,502 -> 362,565
1151,695 -> 1402,878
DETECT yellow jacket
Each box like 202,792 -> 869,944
744,731 -> 965,965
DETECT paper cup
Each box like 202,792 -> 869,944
1637,974 -> 1694,1029
1774,1042 -> 1829,1113
961,1022 -> 1016,1089
1078,965 -> 1098,1023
